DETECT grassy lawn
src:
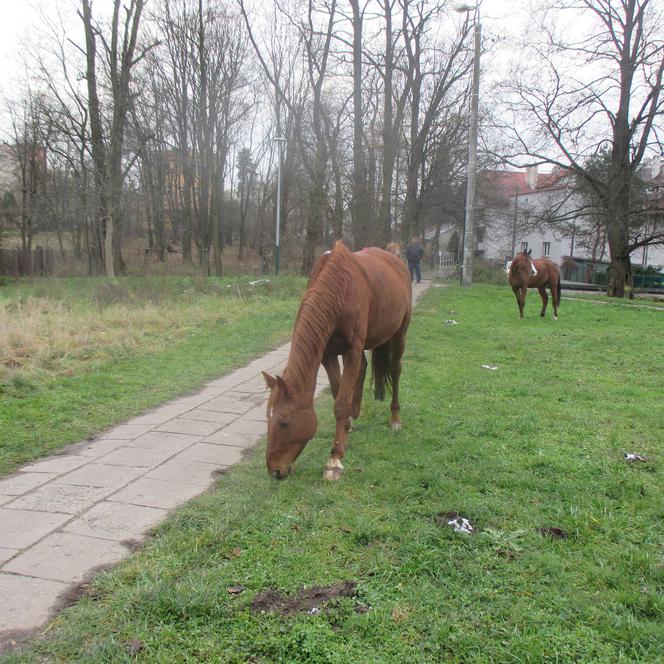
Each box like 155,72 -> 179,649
0,275 -> 305,476
4,284 -> 664,662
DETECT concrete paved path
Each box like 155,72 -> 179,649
0,279 -> 430,649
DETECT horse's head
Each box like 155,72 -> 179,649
261,371 -> 317,479
511,249 -> 537,279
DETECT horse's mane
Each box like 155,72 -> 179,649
285,242 -> 355,392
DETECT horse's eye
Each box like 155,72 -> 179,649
279,419 -> 290,429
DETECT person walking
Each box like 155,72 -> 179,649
405,236 -> 424,283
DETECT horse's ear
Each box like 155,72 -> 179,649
276,375 -> 294,401
528,248 -> 532,256
262,371 -> 277,390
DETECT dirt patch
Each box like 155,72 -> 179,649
537,526 -> 568,540
251,581 -> 356,616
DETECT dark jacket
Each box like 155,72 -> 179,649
405,242 -> 424,263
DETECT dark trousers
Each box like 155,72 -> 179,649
408,261 -> 421,283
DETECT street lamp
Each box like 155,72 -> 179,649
455,3 -> 481,286
273,136 -> 287,274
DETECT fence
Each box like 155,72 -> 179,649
438,252 -> 459,280
0,247 -> 55,277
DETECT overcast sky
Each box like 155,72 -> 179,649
0,0 -> 527,99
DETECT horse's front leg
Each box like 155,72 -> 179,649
513,286 -> 526,318
323,346 -> 363,481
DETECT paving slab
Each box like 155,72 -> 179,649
244,406 -> 267,422
230,380 -> 269,393
0,473 -> 57,496
75,438 -> 128,458
64,502 -> 168,541
94,444 -> 180,469
125,403 -> 194,426
0,549 -> 18,565
21,456 -> 89,475
125,431 -> 201,450
145,458 -> 219,485
0,573 -> 68,637
155,418 -> 222,437
202,430 -> 257,448
110,478 -> 205,510
178,442 -> 245,466
7,484 -> 113,515
3,533 -> 127,584
199,396 -> 253,414
0,509 -> 70,549
184,409 -> 238,425
222,417 -> 269,438
0,496 -> 11,507
101,424 -> 155,440
53,463 -> 144,489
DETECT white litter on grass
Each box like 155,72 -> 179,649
308,607 -> 320,615
481,364 -> 499,370
444,319 -> 458,325
248,279 -> 271,286
624,453 -> 648,462
448,516 -> 474,534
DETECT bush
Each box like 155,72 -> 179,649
472,260 -> 508,285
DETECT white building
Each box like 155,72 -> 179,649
479,161 -> 664,271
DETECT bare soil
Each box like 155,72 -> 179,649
251,581 -> 357,616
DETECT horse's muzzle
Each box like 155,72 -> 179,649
270,466 -> 293,480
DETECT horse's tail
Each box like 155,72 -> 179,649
371,343 -> 392,401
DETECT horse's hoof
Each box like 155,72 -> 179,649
323,467 -> 344,481
391,421 -> 402,431
553,315 -> 558,320
323,458 -> 344,481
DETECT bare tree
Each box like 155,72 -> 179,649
80,0 -> 150,277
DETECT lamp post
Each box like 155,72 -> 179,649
273,136 -> 286,274
455,3 -> 480,286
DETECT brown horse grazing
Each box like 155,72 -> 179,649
262,241 -> 412,481
508,249 -> 561,319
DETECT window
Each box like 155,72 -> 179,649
542,242 -> 551,256
520,241 -> 529,252
475,227 -> 485,243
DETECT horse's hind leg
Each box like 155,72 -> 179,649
551,282 -> 560,320
389,327 -> 407,431
538,286 -> 548,317
322,352 -> 341,400
350,352 -> 367,422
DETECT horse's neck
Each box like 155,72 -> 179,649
284,291 -> 338,401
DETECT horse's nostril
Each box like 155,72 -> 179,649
271,469 -> 283,480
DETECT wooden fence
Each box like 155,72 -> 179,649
0,247 -> 55,277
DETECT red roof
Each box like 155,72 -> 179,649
479,168 -> 570,202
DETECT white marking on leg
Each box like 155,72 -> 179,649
323,456 -> 344,481
391,421 -> 402,431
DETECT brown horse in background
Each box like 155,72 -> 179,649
508,249 -> 561,319
262,241 -> 412,481
386,242 -> 402,258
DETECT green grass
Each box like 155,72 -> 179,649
0,275 -> 305,475
4,284 -> 664,662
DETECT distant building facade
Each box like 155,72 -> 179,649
478,159 -> 664,271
